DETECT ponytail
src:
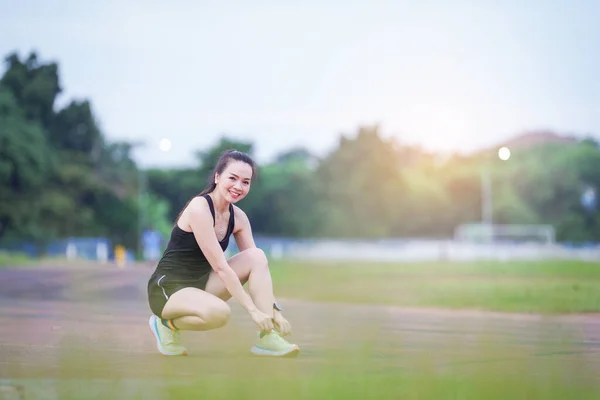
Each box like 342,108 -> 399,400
198,181 -> 217,197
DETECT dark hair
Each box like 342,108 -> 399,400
174,149 -> 257,224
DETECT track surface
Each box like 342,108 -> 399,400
1,266 -> 599,399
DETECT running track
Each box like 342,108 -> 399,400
1,266 -> 599,398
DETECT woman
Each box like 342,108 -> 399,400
147,149 -> 299,357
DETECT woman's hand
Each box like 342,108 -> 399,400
249,309 -> 274,333
273,313 -> 292,336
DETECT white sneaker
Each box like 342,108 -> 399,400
148,315 -> 188,356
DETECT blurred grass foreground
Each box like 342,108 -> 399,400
1,257 -> 599,399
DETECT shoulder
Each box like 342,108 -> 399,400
177,196 -> 212,231
183,196 -> 212,222
188,195 -> 210,212
232,205 -> 250,230
232,204 -> 249,222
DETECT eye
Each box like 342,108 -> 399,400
229,177 -> 236,181
243,181 -> 250,186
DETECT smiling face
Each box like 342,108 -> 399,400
214,160 -> 253,203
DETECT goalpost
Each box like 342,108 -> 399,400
454,223 -> 556,245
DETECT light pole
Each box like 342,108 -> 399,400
481,146 -> 511,226
137,166 -> 146,258
481,168 -> 493,225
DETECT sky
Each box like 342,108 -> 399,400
1,0 -> 599,167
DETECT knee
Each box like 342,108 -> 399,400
202,300 -> 231,329
244,247 -> 268,267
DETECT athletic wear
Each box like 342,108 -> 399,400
147,194 -> 235,317
148,315 -> 188,356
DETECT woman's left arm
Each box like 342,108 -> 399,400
232,207 -> 257,252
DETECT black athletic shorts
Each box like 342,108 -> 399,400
147,270 -> 212,317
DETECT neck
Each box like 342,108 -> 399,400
210,192 -> 229,214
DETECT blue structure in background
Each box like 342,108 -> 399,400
142,229 -> 163,261
0,237 -> 116,260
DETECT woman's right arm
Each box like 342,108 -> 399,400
185,198 -> 259,314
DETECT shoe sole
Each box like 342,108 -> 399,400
250,344 -> 300,358
148,316 -> 188,356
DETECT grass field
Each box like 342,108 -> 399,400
0,250 -> 31,267
1,259 -> 599,399
270,259 -> 600,314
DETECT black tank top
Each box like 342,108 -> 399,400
155,194 -> 235,277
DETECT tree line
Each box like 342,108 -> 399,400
2,51 -> 599,253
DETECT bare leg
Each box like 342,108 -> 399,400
203,248 -> 299,356
148,280 -> 234,356
156,248 -> 275,330
161,287 -> 231,331
204,248 -> 276,316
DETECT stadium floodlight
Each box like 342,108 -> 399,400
498,146 -> 511,161
159,138 -> 172,152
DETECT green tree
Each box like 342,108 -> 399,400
139,192 -> 174,241
314,125 -> 408,238
1,52 -> 61,127
49,100 -> 104,158
0,87 -> 52,243
0,51 -> 142,250
242,149 -> 321,237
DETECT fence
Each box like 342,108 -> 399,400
230,237 -> 600,262
0,237 -> 135,263
4,236 -> 600,263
